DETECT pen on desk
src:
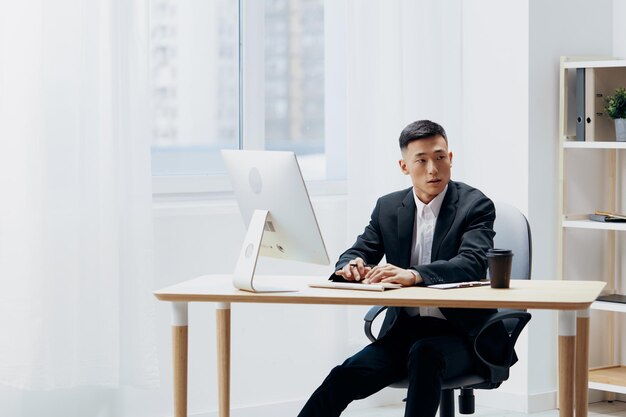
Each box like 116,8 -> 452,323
457,282 -> 486,288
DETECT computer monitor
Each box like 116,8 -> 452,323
221,149 -> 330,292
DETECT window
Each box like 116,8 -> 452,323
150,0 -> 239,177
150,0 -> 345,187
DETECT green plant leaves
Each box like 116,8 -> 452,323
605,87 -> 626,119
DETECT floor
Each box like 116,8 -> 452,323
342,401 -> 626,417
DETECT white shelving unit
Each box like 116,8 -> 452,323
562,218 -> 626,232
558,57 -> 626,397
563,141 -> 626,150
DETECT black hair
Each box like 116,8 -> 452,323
398,120 -> 448,150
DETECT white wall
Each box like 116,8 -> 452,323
528,0 -> 614,407
456,0 -> 618,411
614,0 -> 626,59
457,0 -> 529,213
456,0 -> 531,409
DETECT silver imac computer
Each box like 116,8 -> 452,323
221,149 -> 330,292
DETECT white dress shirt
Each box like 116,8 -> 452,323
405,185 -> 448,319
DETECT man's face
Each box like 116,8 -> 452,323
398,135 -> 453,204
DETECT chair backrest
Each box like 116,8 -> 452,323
490,202 -> 532,281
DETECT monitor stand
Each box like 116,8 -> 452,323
233,209 -> 298,293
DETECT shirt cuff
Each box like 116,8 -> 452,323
408,269 -> 421,285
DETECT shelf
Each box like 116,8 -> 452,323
589,366 -> 626,394
562,219 -> 626,231
563,59 -> 626,69
563,141 -> 626,149
592,300 -> 626,313
560,56 -> 626,397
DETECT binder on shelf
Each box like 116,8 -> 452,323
585,67 -> 625,141
576,68 -> 585,141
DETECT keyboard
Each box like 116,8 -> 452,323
308,281 -> 403,292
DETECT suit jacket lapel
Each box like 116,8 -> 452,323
397,189 -> 415,268
431,181 -> 458,261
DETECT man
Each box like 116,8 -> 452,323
298,120 -> 503,417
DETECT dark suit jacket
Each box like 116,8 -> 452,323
331,181 -> 513,378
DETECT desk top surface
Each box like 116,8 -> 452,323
154,275 -> 605,310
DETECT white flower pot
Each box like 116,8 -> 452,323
616,118 -> 626,142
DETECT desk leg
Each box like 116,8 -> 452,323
216,302 -> 231,417
172,302 -> 189,417
575,309 -> 590,417
559,310 -> 575,417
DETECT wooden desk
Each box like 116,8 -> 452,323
154,275 -> 605,417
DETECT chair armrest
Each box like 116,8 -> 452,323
363,306 -> 388,343
471,310 -> 531,375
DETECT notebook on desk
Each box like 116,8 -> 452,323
308,281 -> 403,292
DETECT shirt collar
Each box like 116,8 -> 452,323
413,184 -> 449,218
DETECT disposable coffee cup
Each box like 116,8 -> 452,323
487,249 -> 513,289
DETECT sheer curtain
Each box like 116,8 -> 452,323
344,0 -> 463,236
0,0 -> 158,390
343,0 -> 463,344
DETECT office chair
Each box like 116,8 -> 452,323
363,202 -> 532,417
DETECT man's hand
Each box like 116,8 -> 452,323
335,257 -> 372,282
363,264 -> 422,287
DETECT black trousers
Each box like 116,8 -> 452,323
297,315 -> 476,417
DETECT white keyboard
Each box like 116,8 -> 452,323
308,281 -> 403,292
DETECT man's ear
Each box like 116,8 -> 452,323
398,159 -> 409,175
449,151 -> 453,166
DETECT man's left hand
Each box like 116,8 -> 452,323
363,264 -> 422,287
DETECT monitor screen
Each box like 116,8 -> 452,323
222,149 -> 330,291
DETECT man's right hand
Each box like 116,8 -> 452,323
335,257 -> 372,282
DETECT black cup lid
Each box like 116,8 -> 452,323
487,248 -> 513,256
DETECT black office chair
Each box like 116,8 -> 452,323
363,202 -> 532,417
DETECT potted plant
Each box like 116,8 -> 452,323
605,87 -> 626,141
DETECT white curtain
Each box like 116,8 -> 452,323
344,0 -> 463,235
343,0 -> 463,344
0,0 -> 158,390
